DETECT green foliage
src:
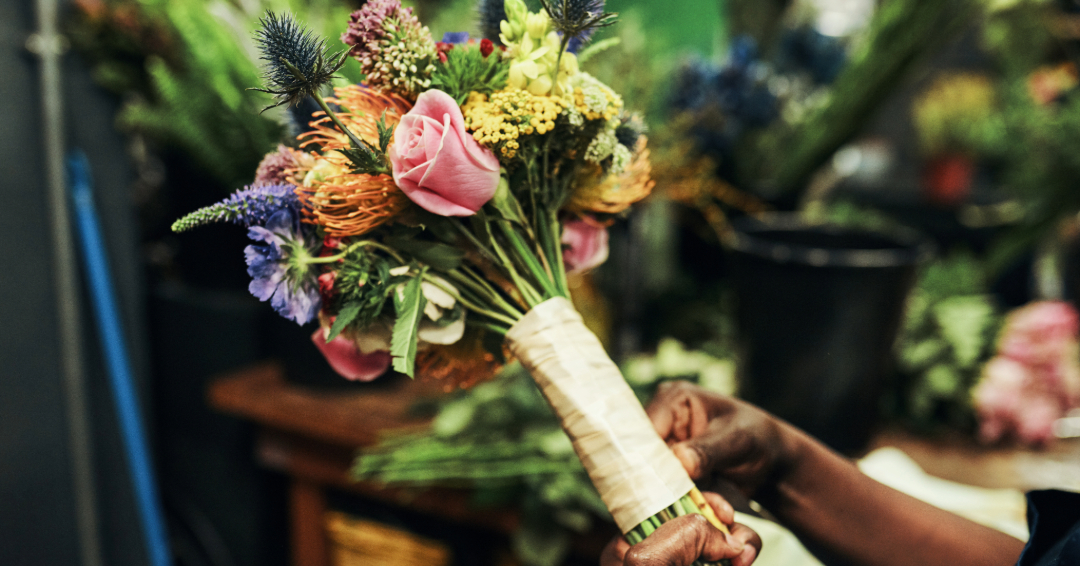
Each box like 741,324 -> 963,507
391,268 -> 428,377
962,79 -> 1080,274
338,116 -> 394,175
331,248 -> 406,337
430,44 -> 510,105
743,0 -> 976,194
383,232 -> 466,271
355,365 -> 605,566
355,344 -> 735,566
895,251 -> 1002,430
86,0 -> 361,188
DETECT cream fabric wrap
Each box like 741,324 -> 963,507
506,297 -> 695,534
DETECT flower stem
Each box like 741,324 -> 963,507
311,89 -> 366,149
307,240 -> 404,264
422,274 -> 518,327
487,230 -> 544,307
447,269 -> 524,321
466,320 -> 510,337
497,220 -> 560,299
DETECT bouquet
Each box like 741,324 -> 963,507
173,0 -> 730,559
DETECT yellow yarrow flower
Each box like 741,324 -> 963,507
462,89 -> 566,158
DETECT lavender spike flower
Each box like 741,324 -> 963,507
171,184 -> 300,232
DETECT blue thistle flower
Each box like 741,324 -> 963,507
615,113 -> 646,149
171,184 -> 301,233
245,208 -> 322,325
477,0 -> 507,45
252,11 -> 348,111
537,0 -> 616,51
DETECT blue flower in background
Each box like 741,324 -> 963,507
442,31 -> 470,45
245,208 -> 321,324
669,37 -> 780,181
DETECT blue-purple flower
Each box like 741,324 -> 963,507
172,183 -> 301,232
244,208 -> 322,324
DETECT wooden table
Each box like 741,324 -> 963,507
208,363 -> 1080,566
207,362 -> 612,566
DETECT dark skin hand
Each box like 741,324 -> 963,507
600,491 -> 762,566
638,381 -> 1026,566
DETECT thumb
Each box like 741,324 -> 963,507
671,441 -> 706,479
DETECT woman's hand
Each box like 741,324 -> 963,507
600,492 -> 761,566
646,381 -> 793,501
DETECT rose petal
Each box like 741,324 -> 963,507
390,90 -> 500,216
311,327 -> 392,382
562,218 -> 609,272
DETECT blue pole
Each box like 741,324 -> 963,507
68,151 -> 173,566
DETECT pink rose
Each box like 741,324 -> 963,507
390,89 -> 500,216
311,327 -> 392,382
561,217 -> 609,273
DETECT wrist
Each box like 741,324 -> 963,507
751,419 -> 815,512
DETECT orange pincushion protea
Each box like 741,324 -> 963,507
296,85 -> 415,237
415,328 -> 505,391
296,173 -> 410,237
565,137 -> 656,215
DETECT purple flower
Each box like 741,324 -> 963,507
244,208 -> 321,324
254,145 -> 299,186
171,183 -> 301,233
442,31 -> 470,45
341,0 -> 436,97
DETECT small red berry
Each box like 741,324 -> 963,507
318,272 -> 336,299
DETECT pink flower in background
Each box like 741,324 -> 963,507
390,90 -> 500,216
311,327 -> 392,382
561,217 -> 609,273
974,300 -> 1080,445
998,301 -> 1079,368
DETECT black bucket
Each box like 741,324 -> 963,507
726,214 -> 932,453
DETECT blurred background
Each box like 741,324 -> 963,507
4,0 -> 1080,565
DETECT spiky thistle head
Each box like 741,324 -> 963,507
252,11 -> 347,110
477,0 -> 507,45
536,0 -> 616,49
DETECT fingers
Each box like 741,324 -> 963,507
702,491 -> 735,526
622,514 -> 754,566
600,536 -> 631,566
727,522 -> 762,566
647,381 -> 714,445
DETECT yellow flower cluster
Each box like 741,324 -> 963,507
462,89 -> 566,158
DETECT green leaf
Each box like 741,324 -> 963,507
326,301 -> 362,342
377,110 -> 393,154
338,136 -> 389,175
391,269 -> 428,377
933,295 -> 996,368
383,236 -> 465,270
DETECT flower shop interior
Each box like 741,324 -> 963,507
4,0 -> 1080,565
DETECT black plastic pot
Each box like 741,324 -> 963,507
726,214 -> 932,453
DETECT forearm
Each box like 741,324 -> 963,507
757,426 -> 1024,566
